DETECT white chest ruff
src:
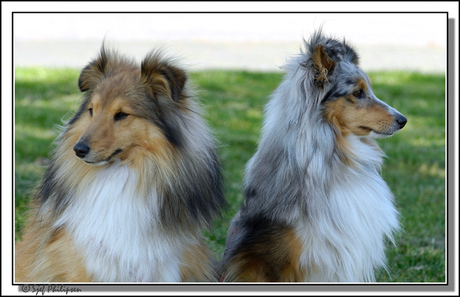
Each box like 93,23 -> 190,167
296,139 -> 399,282
54,165 -> 184,282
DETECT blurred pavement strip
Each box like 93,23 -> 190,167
14,39 -> 445,73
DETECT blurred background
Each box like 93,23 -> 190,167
9,9 -> 451,287
14,13 -> 446,73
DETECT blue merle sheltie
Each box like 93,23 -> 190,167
15,45 -> 225,282
220,31 -> 407,282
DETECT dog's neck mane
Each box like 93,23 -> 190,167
52,163 -> 189,281
243,63 -> 391,223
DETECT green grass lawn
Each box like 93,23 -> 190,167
14,68 -> 445,282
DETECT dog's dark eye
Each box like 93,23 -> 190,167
353,89 -> 364,98
88,108 -> 93,117
114,112 -> 129,121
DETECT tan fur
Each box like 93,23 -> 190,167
78,97 -> 174,165
78,94 -> 176,193
325,83 -> 396,131
322,89 -> 397,166
15,97 -> 181,282
15,213 -> 92,282
179,241 -> 218,282
313,45 -> 335,85
223,227 -> 305,282
357,78 -> 368,91
324,96 -> 395,136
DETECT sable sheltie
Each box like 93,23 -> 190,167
220,31 -> 407,282
15,46 -> 225,282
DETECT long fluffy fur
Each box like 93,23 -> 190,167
221,30 -> 407,282
15,46 -> 225,282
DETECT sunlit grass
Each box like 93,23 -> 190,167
14,68 -> 445,282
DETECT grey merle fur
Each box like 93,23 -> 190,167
221,31 -> 378,270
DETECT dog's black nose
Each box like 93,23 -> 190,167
396,114 -> 407,129
73,142 -> 90,158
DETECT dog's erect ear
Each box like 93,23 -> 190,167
78,46 -> 109,92
141,52 -> 187,102
312,44 -> 336,86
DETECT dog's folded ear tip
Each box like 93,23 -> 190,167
140,52 -> 188,102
